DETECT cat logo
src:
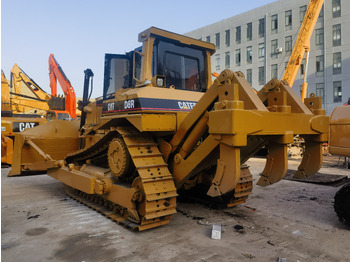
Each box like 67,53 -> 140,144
107,103 -> 115,111
178,101 -> 196,110
13,122 -> 38,132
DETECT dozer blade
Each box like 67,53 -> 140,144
9,119 -> 80,176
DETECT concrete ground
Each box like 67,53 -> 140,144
2,156 -> 350,262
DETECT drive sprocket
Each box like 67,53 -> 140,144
107,137 -> 133,179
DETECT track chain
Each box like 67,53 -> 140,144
63,127 -> 177,230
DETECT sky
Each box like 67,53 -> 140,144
1,0 -> 277,98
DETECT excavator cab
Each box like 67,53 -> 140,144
45,110 -> 71,121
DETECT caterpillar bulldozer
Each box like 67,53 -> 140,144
10,27 -> 329,231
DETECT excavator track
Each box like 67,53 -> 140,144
63,127 -> 177,231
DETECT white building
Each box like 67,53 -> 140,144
186,0 -> 349,114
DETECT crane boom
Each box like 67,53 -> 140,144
48,54 -> 77,118
282,0 -> 324,101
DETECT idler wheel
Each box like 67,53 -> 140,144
131,177 -> 146,217
108,138 -> 132,178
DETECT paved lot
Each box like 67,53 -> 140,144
2,156 -> 350,262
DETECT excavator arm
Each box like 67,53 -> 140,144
9,64 -> 50,114
282,0 -> 324,101
48,54 -> 77,118
10,64 -> 50,101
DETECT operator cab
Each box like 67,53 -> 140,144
102,27 -> 215,100
46,111 -> 71,121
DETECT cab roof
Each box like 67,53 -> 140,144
138,27 -> 216,55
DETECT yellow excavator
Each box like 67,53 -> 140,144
1,60 -> 75,165
1,70 -> 46,165
9,64 -> 51,115
10,25 -> 329,230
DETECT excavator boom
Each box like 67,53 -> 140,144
9,64 -> 51,114
48,54 -> 77,118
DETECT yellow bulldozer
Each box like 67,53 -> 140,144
10,27 -> 329,231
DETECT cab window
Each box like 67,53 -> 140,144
153,40 -> 206,91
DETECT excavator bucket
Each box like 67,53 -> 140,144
9,119 -> 80,176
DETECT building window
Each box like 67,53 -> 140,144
259,66 -> 265,85
206,36 -> 210,43
300,5 -> 307,24
285,10 -> 292,30
235,49 -> 241,67
333,52 -> 342,75
215,33 -> 220,49
316,83 -> 324,103
246,46 -> 252,64
259,18 -> 265,38
316,55 -> 324,73
225,29 -> 230,47
225,52 -> 230,68
333,81 -> 342,103
258,43 -> 265,59
333,24 -> 341,47
246,69 -> 252,85
300,60 -> 305,75
315,28 -> 324,50
247,22 -> 252,41
271,64 -> 278,79
332,0 -> 341,18
271,14 -> 278,34
285,36 -> 292,52
271,39 -> 278,59
236,26 -> 241,44
318,5 -> 324,20
215,54 -> 220,71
